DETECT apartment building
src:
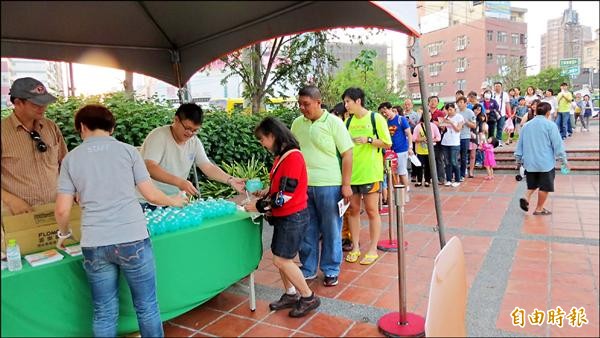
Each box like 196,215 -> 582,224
407,1 -> 527,102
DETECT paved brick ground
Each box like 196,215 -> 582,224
160,122 -> 599,337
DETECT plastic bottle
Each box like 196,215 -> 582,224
560,163 -> 570,175
6,239 -> 23,272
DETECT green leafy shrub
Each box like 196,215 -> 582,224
3,91 -> 303,190
199,155 -> 270,198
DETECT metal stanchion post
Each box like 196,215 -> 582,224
378,159 -> 398,251
378,185 -> 425,337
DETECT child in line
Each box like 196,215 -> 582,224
480,135 -> 499,180
245,117 -> 320,318
503,113 -> 515,145
514,97 -> 528,136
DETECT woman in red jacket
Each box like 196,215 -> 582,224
244,117 -> 320,318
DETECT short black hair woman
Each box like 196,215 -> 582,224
55,104 -> 187,337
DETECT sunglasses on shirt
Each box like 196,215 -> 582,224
29,130 -> 48,152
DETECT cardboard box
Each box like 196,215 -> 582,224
1,203 -> 82,255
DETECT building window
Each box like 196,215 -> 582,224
428,82 -> 444,96
457,79 -> 467,91
428,42 -> 443,56
456,58 -> 467,72
456,35 -> 468,50
428,62 -> 443,76
497,31 -> 507,43
496,54 -> 507,65
487,30 -> 493,41
588,47 -> 593,57
520,34 -> 526,44
487,53 -> 493,63
511,33 -> 520,45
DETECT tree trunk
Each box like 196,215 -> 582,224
124,71 -> 134,97
251,44 -> 263,114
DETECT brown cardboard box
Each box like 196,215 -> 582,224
1,203 -> 82,255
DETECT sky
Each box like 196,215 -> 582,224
69,1 -> 599,95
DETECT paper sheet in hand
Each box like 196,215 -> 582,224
338,199 -> 350,217
409,154 -> 422,167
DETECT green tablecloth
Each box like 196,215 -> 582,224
1,211 -> 262,337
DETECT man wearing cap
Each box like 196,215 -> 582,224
1,77 -> 68,215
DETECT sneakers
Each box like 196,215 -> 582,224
269,293 -> 300,311
323,275 -> 339,287
379,206 -> 389,215
304,273 -> 317,281
444,181 -> 451,187
451,182 -> 460,188
289,294 -> 321,318
459,177 -> 465,182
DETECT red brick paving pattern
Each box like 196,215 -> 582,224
159,126 -> 598,337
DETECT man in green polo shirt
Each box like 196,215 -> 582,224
291,86 -> 354,287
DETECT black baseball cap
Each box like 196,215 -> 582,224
9,77 -> 57,106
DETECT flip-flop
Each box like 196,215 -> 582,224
359,253 -> 379,265
519,198 -> 529,212
533,208 -> 552,216
345,251 -> 361,263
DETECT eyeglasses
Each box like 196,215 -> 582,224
29,130 -> 48,152
177,119 -> 200,134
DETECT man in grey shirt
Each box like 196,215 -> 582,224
139,103 -> 245,209
457,96 -> 476,180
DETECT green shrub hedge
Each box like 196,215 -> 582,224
2,91 -> 302,171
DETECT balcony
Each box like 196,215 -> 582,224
456,67 -> 465,73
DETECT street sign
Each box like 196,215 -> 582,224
560,58 -> 580,77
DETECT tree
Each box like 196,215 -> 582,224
519,67 -> 570,94
490,58 -> 527,90
328,55 -> 402,111
219,32 -> 337,114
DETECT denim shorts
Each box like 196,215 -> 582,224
270,208 -> 309,259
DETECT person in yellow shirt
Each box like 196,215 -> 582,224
342,88 -> 392,265
555,82 -> 573,140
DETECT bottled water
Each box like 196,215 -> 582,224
6,239 -> 23,272
560,163 -> 570,175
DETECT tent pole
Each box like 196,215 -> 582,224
171,50 -> 200,193
411,38 -> 447,249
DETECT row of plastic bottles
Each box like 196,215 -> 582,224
145,198 -> 238,237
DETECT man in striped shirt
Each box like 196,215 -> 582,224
1,77 -> 67,215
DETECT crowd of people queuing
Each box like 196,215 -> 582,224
0,76 -> 584,336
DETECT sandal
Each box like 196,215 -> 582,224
519,198 -> 529,212
533,208 -> 552,216
359,253 -> 379,265
345,251 -> 361,263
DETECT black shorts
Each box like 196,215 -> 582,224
270,208 -> 308,259
351,181 -> 382,195
525,169 -> 555,192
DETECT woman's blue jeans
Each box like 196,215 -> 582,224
82,238 -> 163,338
443,145 -> 461,183
299,186 -> 342,278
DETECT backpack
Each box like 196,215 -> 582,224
345,112 -> 382,153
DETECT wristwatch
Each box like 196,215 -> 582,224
367,137 -> 373,144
